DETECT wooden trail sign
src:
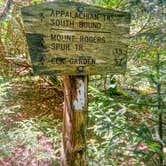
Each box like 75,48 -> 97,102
21,1 -> 130,166
21,1 -> 130,75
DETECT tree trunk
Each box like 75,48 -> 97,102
61,76 -> 88,166
156,53 -> 163,166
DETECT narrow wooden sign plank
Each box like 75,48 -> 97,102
21,1 -> 130,75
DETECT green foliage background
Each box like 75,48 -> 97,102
0,0 -> 166,165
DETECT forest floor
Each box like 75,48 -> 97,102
0,78 -> 63,165
0,78 -> 165,165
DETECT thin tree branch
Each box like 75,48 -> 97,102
0,0 -> 13,18
130,15 -> 151,38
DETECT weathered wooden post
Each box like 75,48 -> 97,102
21,1 -> 130,165
61,76 -> 88,166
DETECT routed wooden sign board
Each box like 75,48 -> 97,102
21,1 -> 130,75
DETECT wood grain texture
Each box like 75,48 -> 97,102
61,76 -> 88,166
21,1 -> 130,75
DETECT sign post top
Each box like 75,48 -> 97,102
21,1 -> 130,75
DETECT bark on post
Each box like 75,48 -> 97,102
61,76 -> 88,166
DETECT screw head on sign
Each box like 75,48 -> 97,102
77,66 -> 84,73
78,6 -> 84,12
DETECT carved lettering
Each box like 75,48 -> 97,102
80,36 -> 105,43
69,58 -> 96,65
50,9 -> 100,20
51,57 -> 66,64
50,19 -> 75,28
75,44 -> 84,51
50,34 -> 75,42
21,3 -> 130,75
79,21 -> 101,29
50,57 -> 96,65
50,43 -> 70,51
